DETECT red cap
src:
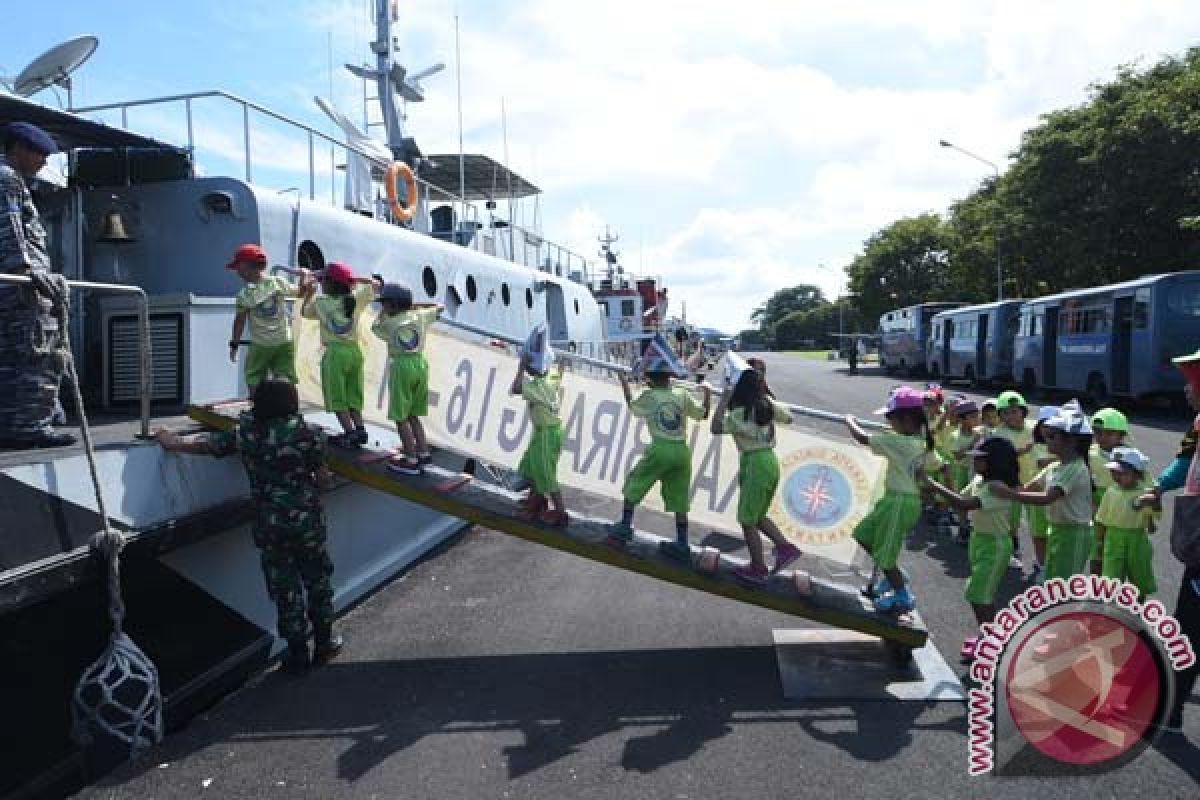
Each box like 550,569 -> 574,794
320,261 -> 356,287
226,243 -> 267,270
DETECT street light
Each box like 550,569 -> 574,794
940,139 -> 1003,301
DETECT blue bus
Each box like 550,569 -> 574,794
926,300 -> 1024,386
879,302 -> 963,377
1013,272 -> 1200,402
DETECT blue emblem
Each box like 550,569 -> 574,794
328,314 -> 354,336
656,402 -> 683,433
393,325 -> 420,352
782,464 -> 853,529
255,294 -> 280,319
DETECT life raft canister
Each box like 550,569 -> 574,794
384,161 -> 419,222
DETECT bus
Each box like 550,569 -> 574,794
1012,272 -> 1200,403
927,300 -> 1024,386
879,302 -> 964,377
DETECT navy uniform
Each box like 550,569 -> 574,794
0,122 -> 73,448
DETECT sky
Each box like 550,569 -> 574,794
5,1 -> 1200,333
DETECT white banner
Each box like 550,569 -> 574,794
296,315 -> 885,565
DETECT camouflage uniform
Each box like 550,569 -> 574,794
208,411 -> 335,644
0,155 -> 66,439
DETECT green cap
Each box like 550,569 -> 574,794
995,390 -> 1027,410
1090,407 -> 1129,434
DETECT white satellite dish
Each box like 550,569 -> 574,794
13,35 -> 99,108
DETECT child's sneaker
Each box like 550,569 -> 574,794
658,540 -> 692,563
772,542 -> 803,573
387,457 -> 423,476
540,509 -> 569,528
874,586 -> 916,614
862,573 -> 891,599
353,428 -> 369,446
733,562 -> 769,585
605,521 -> 634,544
519,492 -> 547,513
1009,552 -> 1023,570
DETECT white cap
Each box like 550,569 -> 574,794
1105,446 -> 1149,473
1043,398 -> 1093,435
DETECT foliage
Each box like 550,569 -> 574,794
750,284 -> 827,331
845,213 -> 957,324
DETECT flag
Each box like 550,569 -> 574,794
719,350 -> 752,391
640,332 -> 689,378
522,323 -> 555,374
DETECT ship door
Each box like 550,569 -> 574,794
976,313 -> 989,379
545,283 -> 569,343
1112,296 -> 1133,394
1043,307 -> 1059,387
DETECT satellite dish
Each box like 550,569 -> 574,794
13,35 -> 98,107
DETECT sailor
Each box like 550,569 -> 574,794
0,122 -> 75,449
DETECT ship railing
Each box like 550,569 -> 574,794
0,274 -> 152,439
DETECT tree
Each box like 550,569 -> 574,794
845,213 -> 955,324
750,284 -> 828,332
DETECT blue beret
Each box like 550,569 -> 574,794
377,282 -> 412,306
5,122 -> 58,155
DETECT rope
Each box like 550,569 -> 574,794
36,276 -> 165,755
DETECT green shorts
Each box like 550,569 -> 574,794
245,341 -> 297,387
1101,525 -> 1157,596
320,341 -> 364,412
965,531 -> 1013,605
623,439 -> 692,514
1044,522 -> 1094,581
387,354 -> 429,421
519,423 -> 563,495
853,490 -> 920,570
1028,504 -> 1049,540
736,448 -> 780,527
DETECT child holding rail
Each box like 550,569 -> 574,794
510,325 -> 568,526
1097,446 -> 1160,598
371,283 -> 442,475
226,244 -> 302,392
844,385 -> 933,614
711,362 -> 803,584
924,436 -> 1019,662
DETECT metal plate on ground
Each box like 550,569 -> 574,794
773,628 -> 965,702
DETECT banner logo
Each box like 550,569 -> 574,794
775,446 -> 874,547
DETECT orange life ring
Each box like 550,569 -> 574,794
384,161 -> 419,222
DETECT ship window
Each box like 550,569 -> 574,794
297,240 -> 325,271
466,275 -> 478,302
526,288 -> 534,309
501,283 -> 511,306
422,266 -> 437,298
574,298 -> 580,315
621,299 -> 635,316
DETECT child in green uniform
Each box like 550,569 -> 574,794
510,324 -> 568,526
945,398 -> 982,542
992,400 -> 1094,581
371,283 -> 442,475
845,386 -> 934,614
992,390 -> 1036,570
226,244 -> 301,391
1097,446 -> 1160,598
979,400 -> 999,435
606,337 -> 711,561
923,385 -> 954,533
1027,405 -> 1061,577
925,436 -> 1019,662
300,262 -> 379,447
1089,407 -> 1130,574
711,362 -> 803,584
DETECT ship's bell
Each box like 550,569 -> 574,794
98,208 -> 134,243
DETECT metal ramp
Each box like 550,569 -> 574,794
188,404 -> 929,655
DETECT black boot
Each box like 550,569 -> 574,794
281,638 -> 310,675
313,628 -> 344,666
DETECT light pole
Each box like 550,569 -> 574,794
939,139 -> 1003,301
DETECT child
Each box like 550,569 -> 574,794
923,385 -> 955,534
154,380 -> 342,674
1027,405 -> 1061,577
371,283 -> 443,475
944,398 -> 983,543
925,436 -> 1020,662
991,400 -> 1094,581
980,399 -> 999,434
991,391 -> 1036,569
299,262 -> 379,447
711,363 -> 803,583
606,341 -> 711,562
844,385 -> 933,613
1089,407 -> 1130,574
226,244 -> 301,391
509,325 -> 568,526
1097,446 -> 1160,598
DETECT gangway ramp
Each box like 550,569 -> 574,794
188,403 -> 928,655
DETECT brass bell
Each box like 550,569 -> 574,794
98,208 -> 134,243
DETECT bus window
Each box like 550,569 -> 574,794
1166,283 -> 1200,317
1134,289 -> 1149,329
1031,313 -> 1041,337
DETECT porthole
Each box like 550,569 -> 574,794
501,283 -> 511,306
297,240 -> 325,270
466,275 -> 477,302
422,266 -> 437,297
525,288 -> 534,308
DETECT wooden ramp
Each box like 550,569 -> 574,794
188,404 -> 928,653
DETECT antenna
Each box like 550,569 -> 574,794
13,35 -> 98,109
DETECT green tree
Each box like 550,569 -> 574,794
845,213 -> 956,324
750,284 -> 827,331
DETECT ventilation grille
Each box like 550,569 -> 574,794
108,313 -> 183,405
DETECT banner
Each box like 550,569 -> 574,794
295,315 -> 885,565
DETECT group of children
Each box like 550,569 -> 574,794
847,382 -> 1161,661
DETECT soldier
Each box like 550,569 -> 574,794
0,122 -> 75,449
154,380 -> 343,674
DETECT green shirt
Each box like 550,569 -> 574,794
236,275 -> 296,347
303,283 -> 375,345
1045,458 -> 1093,525
522,372 -> 563,429
721,400 -> 792,453
1089,443 -> 1116,492
372,306 -> 439,357
946,426 -> 978,474
629,386 -> 706,442
868,431 -> 929,495
966,475 -> 1014,535
1096,482 -> 1158,531
994,421 -> 1037,483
